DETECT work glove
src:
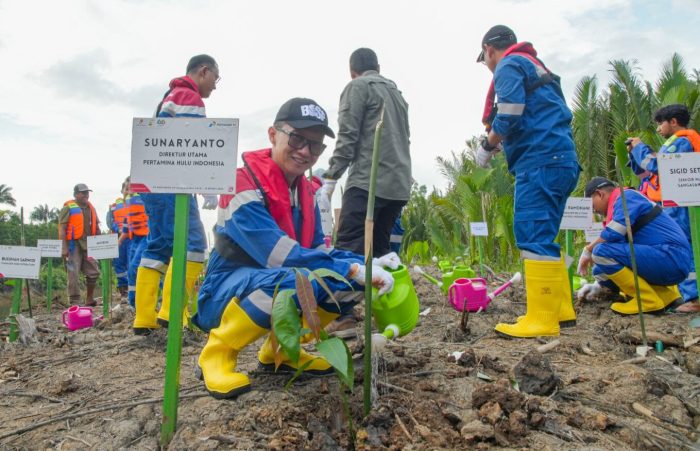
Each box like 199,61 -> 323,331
351,263 -> 395,296
373,251 -> 401,270
577,247 -> 593,276
475,137 -> 501,168
202,194 -> 218,210
577,281 -> 603,301
318,178 -> 337,201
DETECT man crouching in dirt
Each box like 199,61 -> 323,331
192,97 -> 398,399
576,177 -> 691,314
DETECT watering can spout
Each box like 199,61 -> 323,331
413,265 -> 442,287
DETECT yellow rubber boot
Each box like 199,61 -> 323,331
258,308 -> 339,375
517,256 -> 576,327
198,298 -> 268,399
558,257 -> 577,328
133,267 -> 162,335
495,259 -> 561,338
608,268 -> 667,314
651,284 -> 682,307
157,260 -> 203,328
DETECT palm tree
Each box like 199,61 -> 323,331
30,204 -> 59,224
0,184 -> 16,207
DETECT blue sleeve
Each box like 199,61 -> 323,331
222,193 -> 355,276
629,143 -> 658,174
491,59 -> 526,138
600,191 -> 652,243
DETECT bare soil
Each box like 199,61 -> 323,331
2,268 -> 700,450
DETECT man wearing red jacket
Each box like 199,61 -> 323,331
133,54 -> 219,335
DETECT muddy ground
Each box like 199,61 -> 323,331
2,268 -> 700,450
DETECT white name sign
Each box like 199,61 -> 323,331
657,152 -> 700,207
87,234 -> 119,260
470,222 -> 489,237
584,222 -> 604,243
0,246 -> 41,279
37,239 -> 62,258
130,117 -> 239,194
561,197 -> 593,230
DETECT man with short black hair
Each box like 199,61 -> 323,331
577,177 -> 691,314
626,103 -> 699,309
133,54 -> 220,335
476,25 -> 580,338
322,48 -> 411,257
58,184 -> 101,306
193,98 -> 396,399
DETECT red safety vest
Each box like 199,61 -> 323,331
220,148 -> 316,248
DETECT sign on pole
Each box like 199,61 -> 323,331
561,197 -> 593,230
130,116 -> 239,446
130,117 -> 239,194
657,152 -> 700,207
37,239 -> 62,258
87,234 -> 119,260
470,222 -> 489,236
0,246 -> 41,279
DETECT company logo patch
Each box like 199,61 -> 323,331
300,104 -> 326,122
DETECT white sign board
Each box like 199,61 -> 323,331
657,152 -> 700,207
130,117 -> 239,194
560,197 -> 593,230
87,234 -> 119,260
37,239 -> 62,258
584,222 -> 604,243
0,246 -> 41,279
470,222 -> 489,237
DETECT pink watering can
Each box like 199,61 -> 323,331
62,305 -> 99,331
449,272 -> 522,312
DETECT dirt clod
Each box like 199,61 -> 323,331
513,350 -> 559,395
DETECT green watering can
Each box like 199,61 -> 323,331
371,264 -> 420,349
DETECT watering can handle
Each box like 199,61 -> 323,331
62,310 -> 68,327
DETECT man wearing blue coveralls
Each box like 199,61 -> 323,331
577,177 -> 690,313
476,25 -> 580,338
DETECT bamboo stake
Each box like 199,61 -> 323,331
613,157 -> 648,348
363,105 -> 385,416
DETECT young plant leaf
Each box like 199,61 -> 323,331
316,337 -> 354,390
295,269 -> 321,341
269,329 -> 284,370
271,289 -> 301,364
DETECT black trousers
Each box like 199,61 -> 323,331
335,187 -> 406,257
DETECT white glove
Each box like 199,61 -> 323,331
318,178 -> 337,200
577,248 -> 593,276
577,281 -> 603,301
351,263 -> 395,296
202,194 -> 218,210
373,251 -> 401,270
475,138 -> 502,168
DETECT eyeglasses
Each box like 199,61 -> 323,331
275,127 -> 326,156
201,65 -> 221,84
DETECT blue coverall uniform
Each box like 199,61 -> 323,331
491,49 -> 579,259
592,189 -> 692,289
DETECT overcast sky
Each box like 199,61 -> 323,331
1,0 -> 699,240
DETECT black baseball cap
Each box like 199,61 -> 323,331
584,177 -> 616,197
477,25 -> 517,62
73,183 -> 92,194
274,97 -> 335,138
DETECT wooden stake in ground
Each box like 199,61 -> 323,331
363,105 -> 385,417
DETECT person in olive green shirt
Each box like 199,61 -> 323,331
322,47 -> 411,256
58,183 -> 101,306
321,48 -> 411,338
